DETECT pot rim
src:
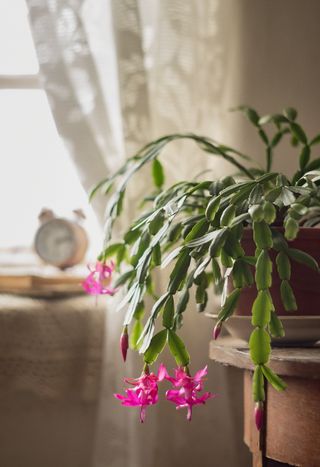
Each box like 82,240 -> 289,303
206,313 -> 320,320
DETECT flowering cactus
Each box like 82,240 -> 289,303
82,261 -> 116,295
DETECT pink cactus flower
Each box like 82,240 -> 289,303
120,326 -> 129,362
114,364 -> 168,423
82,260 -> 116,296
254,402 -> 264,431
165,366 -> 215,421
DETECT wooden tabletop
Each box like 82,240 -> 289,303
209,337 -> 320,379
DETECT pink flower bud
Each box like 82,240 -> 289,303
213,322 -> 222,340
120,327 -> 129,362
254,402 -> 264,431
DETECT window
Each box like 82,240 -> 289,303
0,0 -> 100,258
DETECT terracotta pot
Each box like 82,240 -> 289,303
234,227 -> 320,316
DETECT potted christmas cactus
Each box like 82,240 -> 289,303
84,107 -> 320,428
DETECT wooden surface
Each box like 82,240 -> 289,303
244,371 -> 320,467
209,337 -> 320,467
0,265 -> 87,298
209,337 -> 320,379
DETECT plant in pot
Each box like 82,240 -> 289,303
85,107 -> 320,428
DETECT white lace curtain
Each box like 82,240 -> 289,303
25,0 -> 320,466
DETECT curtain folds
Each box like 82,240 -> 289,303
26,1 -> 249,466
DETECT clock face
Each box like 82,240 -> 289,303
35,219 -> 76,266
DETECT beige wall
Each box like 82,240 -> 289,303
219,0 -> 320,176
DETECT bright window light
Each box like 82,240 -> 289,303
0,0 -> 38,74
0,0 -> 101,259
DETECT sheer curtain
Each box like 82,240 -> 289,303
26,1 -> 251,466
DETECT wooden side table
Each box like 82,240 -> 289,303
209,338 -> 320,467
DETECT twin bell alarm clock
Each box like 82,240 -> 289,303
34,209 -> 89,269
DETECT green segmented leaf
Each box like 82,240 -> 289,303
232,259 -> 253,288
290,122 -> 307,144
124,285 -> 144,325
258,114 -> 273,125
152,243 -> 162,266
230,213 -> 251,228
283,107 -> 297,121
223,234 -> 245,259
255,250 -> 272,290
253,366 -> 265,402
233,106 -> 260,126
138,292 -> 171,353
232,260 -> 246,288
287,207 -> 302,221
124,228 -> 142,245
276,251 -> 291,280
197,294 -> 208,312
130,320 -> 143,350
133,301 -> 145,320
272,230 -> 288,252
251,290 -> 272,327
208,228 -> 228,257
167,223 -> 183,242
299,146 -> 310,169
130,231 -> 151,267
102,242 -> 125,258
258,128 -> 269,145
280,187 -> 296,206
194,256 -> 211,279
162,295 -> 175,329
261,365 -> 286,391
242,256 -> 256,266
205,196 -> 221,221
271,131 -> 284,148
217,288 -> 241,322
221,205 -> 236,227
116,190 -> 125,216
184,219 -> 209,243
249,204 -> 264,222
149,210 -> 165,235
168,249 -> 191,294
269,311 -> 285,338
280,280 -> 297,311
195,281 -> 206,304
186,228 -> 226,248
177,289 -> 190,314
284,217 -> 299,241
310,134 -> 320,146
161,246 -> 183,268
89,178 -> 113,202
291,203 -> 308,215
249,328 -> 271,365
287,248 -> 319,271
114,270 -> 135,288
168,330 -> 190,366
253,221 -> 273,249
249,184 -> 264,205
221,249 -> 233,267
263,201 -> 276,224
265,187 -> 282,202
136,251 -> 152,284
152,158 -> 165,188
242,262 -> 254,286
144,329 -> 168,364
212,258 -> 222,282
116,244 -> 126,264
